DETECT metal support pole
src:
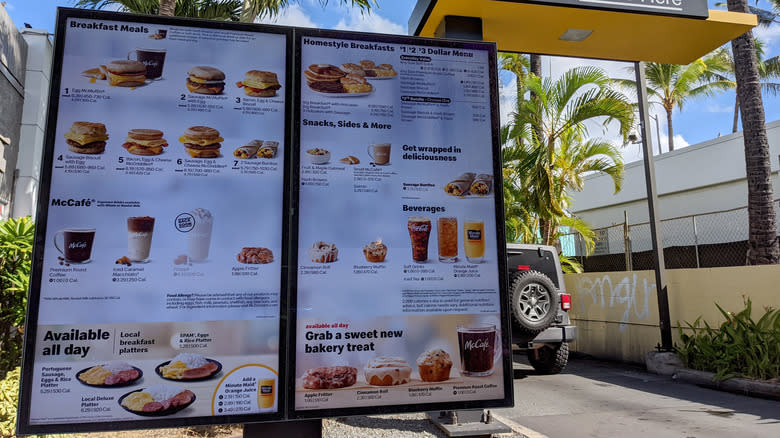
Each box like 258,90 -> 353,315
623,210 -> 632,271
692,216 -> 701,269
652,114 -> 663,155
634,61 -> 673,351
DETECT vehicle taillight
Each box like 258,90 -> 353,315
560,293 -> 572,311
516,265 -> 530,271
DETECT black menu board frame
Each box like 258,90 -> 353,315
17,8 -> 293,434
288,28 -> 513,419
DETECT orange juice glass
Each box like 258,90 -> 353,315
463,219 -> 484,263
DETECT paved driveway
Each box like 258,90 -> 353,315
493,353 -> 780,438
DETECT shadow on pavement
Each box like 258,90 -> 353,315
512,352 -> 780,423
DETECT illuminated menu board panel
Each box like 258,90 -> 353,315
17,9 -> 291,434
291,29 -> 512,417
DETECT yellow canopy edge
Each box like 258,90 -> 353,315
416,1 -> 757,64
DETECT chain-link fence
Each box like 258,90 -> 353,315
560,200 -> 780,271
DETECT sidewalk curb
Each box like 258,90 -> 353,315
672,368 -> 780,401
490,412 -> 549,438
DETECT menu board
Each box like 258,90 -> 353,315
291,30 -> 512,416
17,9 -> 290,433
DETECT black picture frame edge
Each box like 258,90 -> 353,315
16,7 -> 293,435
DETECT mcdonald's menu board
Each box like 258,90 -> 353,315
18,9 -> 290,433
292,30 -> 512,416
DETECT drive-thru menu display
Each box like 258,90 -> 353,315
292,30 -> 512,416
18,10 -> 290,433
19,9 -> 511,434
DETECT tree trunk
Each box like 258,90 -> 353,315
530,54 -> 542,77
665,107 -> 674,152
529,54 -> 544,146
732,93 -> 740,133
728,0 -> 780,264
159,0 -> 175,16
241,0 -> 256,22
538,218 -> 551,246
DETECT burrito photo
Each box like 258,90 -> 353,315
470,174 -> 493,196
444,172 -> 476,196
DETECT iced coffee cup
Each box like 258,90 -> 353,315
408,216 -> 431,262
127,216 -> 154,262
188,208 -> 213,262
438,217 -> 458,263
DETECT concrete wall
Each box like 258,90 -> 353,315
0,4 -> 27,218
564,265 -> 780,364
571,121 -> 780,229
14,28 -> 52,218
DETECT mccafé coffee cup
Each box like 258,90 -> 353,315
368,143 -> 391,165
54,228 -> 95,263
456,324 -> 501,376
128,48 -> 166,79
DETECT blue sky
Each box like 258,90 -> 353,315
5,0 -> 780,163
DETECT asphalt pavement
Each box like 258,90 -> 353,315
492,352 -> 780,438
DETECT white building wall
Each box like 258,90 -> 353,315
571,120 -> 780,236
14,28 -> 52,218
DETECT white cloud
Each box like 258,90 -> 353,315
498,75 -> 518,129
333,9 -> 404,35
706,103 -> 733,113
255,4 -> 317,28
754,24 -> 780,51
547,56 -> 633,81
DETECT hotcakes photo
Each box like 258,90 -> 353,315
304,60 -> 395,96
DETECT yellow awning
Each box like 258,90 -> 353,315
411,1 -> 757,64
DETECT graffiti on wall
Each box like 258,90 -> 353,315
573,273 -> 656,331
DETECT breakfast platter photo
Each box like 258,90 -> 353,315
155,353 -> 222,381
76,361 -> 143,388
118,385 -> 196,417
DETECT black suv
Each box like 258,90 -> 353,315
506,243 -> 577,373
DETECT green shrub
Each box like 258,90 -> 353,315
0,217 -> 34,378
0,367 -> 20,437
676,296 -> 780,381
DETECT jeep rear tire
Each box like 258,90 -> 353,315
528,342 -> 569,374
510,271 -> 559,336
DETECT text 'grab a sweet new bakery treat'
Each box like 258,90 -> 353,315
235,70 -> 281,97
186,66 -> 226,95
122,129 -> 168,156
64,121 -> 108,154
179,126 -> 223,158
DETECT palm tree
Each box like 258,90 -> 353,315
73,0 -> 376,22
502,66 -> 633,253
709,40 -> 780,133
614,55 -> 732,152
160,0 -> 174,16
728,0 -> 780,264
